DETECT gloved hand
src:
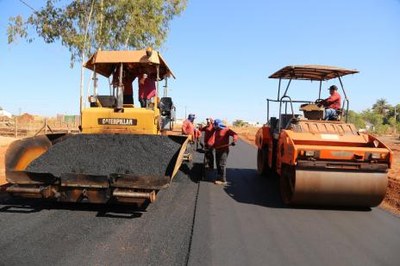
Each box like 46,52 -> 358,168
231,142 -> 236,146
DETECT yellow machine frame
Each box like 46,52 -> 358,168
81,49 -> 175,135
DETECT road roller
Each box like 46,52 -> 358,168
256,65 -> 392,207
5,49 -> 190,205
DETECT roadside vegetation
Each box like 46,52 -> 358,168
348,99 -> 400,135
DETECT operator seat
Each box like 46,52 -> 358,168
299,103 -> 324,120
159,97 -> 174,117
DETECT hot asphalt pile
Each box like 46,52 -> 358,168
27,134 -> 182,177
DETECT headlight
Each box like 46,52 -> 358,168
305,150 -> 315,157
370,153 -> 381,160
298,150 -> 319,159
367,152 -> 387,161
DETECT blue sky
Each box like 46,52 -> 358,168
1,0 -> 399,123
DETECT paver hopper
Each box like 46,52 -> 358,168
256,65 -> 392,207
5,49 -> 190,204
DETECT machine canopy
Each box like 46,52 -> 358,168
269,65 -> 358,81
83,50 -> 175,80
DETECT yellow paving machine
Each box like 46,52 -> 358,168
5,49 -> 190,204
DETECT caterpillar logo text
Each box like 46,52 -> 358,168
98,118 -> 137,126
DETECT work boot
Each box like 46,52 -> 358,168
214,179 -> 227,186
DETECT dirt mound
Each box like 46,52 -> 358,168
0,136 -> 18,146
381,177 -> 400,215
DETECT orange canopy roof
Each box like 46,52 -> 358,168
83,50 -> 175,79
269,65 -> 358,81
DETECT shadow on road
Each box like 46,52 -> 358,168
179,162 -> 203,183
0,195 -> 148,218
223,168 -> 286,208
223,168 -> 371,212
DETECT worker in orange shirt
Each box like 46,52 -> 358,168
207,119 -> 238,185
182,114 -> 201,145
200,118 -> 215,170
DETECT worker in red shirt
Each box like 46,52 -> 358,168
200,118 -> 215,170
207,119 -> 238,185
319,85 -> 341,120
182,114 -> 201,144
138,73 -> 156,108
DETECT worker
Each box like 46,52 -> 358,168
138,73 -> 156,108
319,85 -> 342,120
112,65 -> 135,105
200,118 -> 215,170
207,119 -> 238,185
182,114 -> 201,146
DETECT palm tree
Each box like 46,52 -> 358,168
372,98 -> 390,115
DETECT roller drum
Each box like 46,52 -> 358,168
281,169 -> 388,207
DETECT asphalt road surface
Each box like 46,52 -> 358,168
1,140 -> 400,266
0,161 -> 200,266
188,141 -> 400,266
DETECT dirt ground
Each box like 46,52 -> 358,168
0,136 -> 17,186
233,127 -> 400,216
1,131 -> 399,215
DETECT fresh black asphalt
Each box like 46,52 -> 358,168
1,140 -> 400,266
27,134 -> 183,177
188,141 -> 400,266
0,159 -> 200,266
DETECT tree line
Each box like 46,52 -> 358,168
348,98 -> 399,134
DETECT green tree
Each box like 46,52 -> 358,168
232,119 -> 248,127
372,98 -> 390,116
361,109 -> 391,134
385,104 -> 400,122
347,110 -> 365,129
8,0 -> 187,65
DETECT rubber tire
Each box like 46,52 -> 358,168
257,146 -> 270,176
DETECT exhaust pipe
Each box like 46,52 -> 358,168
112,188 -> 156,203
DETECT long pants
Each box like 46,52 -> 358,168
324,108 -> 338,120
216,149 -> 229,182
139,98 -> 150,108
204,147 -> 214,169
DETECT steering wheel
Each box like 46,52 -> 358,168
314,98 -> 325,107
314,98 -> 324,104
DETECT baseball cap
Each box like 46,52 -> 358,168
329,85 -> 338,90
